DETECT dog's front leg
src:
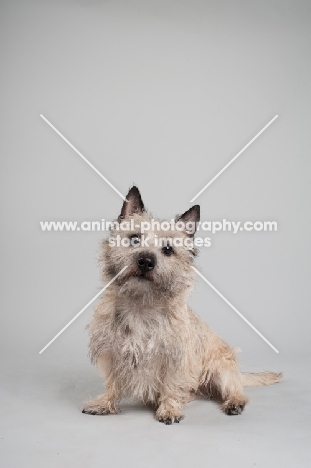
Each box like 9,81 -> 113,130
156,394 -> 184,425
82,382 -> 120,416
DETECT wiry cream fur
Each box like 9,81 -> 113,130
83,187 -> 282,424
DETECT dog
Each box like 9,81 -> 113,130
82,186 -> 282,424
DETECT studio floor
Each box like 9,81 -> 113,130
1,352 -> 310,468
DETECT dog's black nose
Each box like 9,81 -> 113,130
137,254 -> 156,272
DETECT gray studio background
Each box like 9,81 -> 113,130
1,1 -> 310,467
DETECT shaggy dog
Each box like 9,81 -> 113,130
83,186 -> 281,424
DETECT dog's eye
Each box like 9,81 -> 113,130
162,245 -> 173,256
129,235 -> 140,246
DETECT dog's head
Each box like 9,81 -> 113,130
100,186 -> 200,299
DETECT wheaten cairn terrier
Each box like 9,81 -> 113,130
83,186 -> 281,424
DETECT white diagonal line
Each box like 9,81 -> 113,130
40,114 -> 127,201
39,266 -> 128,354
190,115 -> 278,202
191,266 -> 279,353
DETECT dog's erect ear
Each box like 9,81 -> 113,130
177,205 -> 200,236
119,186 -> 145,220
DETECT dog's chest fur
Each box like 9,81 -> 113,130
114,297 -> 179,363
110,296 -> 185,400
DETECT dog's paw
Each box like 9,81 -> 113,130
82,399 -> 119,416
158,415 -> 182,425
224,403 -> 244,415
222,400 -> 246,416
82,406 -> 110,416
221,395 -> 248,416
156,409 -> 184,425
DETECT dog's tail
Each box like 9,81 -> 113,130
241,371 -> 283,387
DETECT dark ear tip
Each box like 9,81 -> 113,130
129,185 -> 140,192
120,185 -> 145,219
191,205 -> 200,219
188,205 -> 200,217
127,185 -> 140,196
